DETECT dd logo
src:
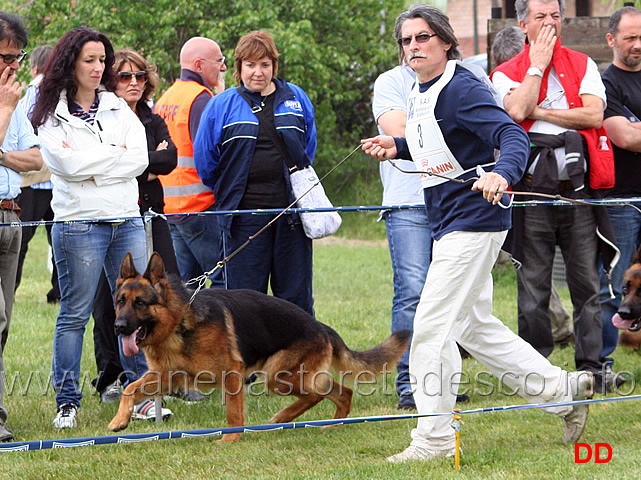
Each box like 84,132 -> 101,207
574,443 -> 612,463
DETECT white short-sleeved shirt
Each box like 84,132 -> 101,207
372,65 -> 424,206
0,103 -> 40,199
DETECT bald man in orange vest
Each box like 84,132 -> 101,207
155,37 -> 227,286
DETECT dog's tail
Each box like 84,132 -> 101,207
326,325 -> 411,380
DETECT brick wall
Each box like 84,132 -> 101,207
447,0 -> 618,59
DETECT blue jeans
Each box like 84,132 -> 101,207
599,204 -> 641,365
52,219 -> 148,407
383,208 -> 432,396
169,210 -> 224,288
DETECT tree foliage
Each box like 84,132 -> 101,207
9,0 -> 408,192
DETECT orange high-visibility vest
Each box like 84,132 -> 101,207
154,81 -> 215,214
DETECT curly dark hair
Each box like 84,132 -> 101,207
31,27 -> 117,129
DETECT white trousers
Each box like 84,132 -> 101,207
409,230 -> 573,450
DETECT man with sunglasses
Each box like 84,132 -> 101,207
0,11 -> 44,442
154,37 -> 227,288
491,0 -> 617,394
362,4 -> 594,462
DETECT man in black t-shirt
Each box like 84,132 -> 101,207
599,6 -> 641,379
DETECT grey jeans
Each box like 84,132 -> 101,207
0,209 -> 21,425
516,193 -> 603,374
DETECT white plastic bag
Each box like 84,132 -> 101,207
289,166 -> 342,239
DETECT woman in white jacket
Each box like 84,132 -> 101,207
31,27 -> 167,429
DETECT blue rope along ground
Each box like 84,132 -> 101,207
1,394 -> 639,453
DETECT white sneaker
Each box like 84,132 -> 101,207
131,399 -> 173,421
101,379 -> 122,404
164,388 -> 209,404
563,371 -> 594,444
53,403 -> 78,429
387,445 -> 458,463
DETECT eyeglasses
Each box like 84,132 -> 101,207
397,33 -> 437,47
0,49 -> 27,65
117,71 -> 148,83
202,56 -> 225,65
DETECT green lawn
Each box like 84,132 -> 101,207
2,226 -> 641,479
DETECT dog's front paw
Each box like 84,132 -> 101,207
108,414 -> 131,432
217,433 -> 241,443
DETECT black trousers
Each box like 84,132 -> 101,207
15,187 -> 58,299
92,216 -> 179,392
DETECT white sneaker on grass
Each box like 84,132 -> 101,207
53,403 -> 78,429
562,371 -> 595,444
164,388 -> 209,404
101,379 -> 122,404
131,399 -> 173,421
387,444 -> 459,463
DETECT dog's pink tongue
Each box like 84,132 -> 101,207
121,331 -> 139,357
612,313 -> 634,330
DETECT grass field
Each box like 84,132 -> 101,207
2,225 -> 641,479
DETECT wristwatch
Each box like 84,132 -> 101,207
0,148 -> 6,165
526,67 -> 543,78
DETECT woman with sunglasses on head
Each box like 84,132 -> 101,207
194,31 -> 317,316
90,49 -> 180,405
31,28 -> 167,429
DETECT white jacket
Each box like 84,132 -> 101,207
38,89 -> 148,221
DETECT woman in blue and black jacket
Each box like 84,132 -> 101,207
194,30 -> 317,316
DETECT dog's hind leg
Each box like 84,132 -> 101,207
268,370 -> 353,424
269,396 -> 324,424
324,383 -> 353,419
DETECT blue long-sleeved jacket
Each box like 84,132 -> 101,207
194,78 -> 317,235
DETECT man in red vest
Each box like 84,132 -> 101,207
490,0 -> 616,393
155,37 -> 227,287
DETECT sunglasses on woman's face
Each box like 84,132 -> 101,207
117,71 -> 148,83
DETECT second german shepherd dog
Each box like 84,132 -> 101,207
108,253 -> 411,442
613,246 -> 641,349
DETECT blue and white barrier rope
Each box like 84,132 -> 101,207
2,197 -> 641,229
1,394 -> 639,453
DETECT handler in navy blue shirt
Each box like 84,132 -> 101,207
361,4 -> 595,463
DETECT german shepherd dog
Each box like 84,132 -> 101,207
108,253 -> 411,442
612,245 -> 641,349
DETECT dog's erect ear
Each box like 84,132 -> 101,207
144,252 -> 166,285
119,252 -> 139,279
